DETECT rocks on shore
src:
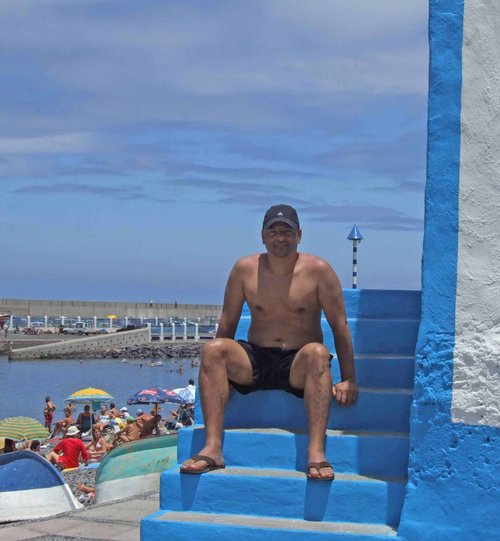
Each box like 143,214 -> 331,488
39,342 -> 203,360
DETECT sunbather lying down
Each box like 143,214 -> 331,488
180,205 -> 358,481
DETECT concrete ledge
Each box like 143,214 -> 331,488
8,328 -> 150,360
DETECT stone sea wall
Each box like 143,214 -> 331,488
47,342 -> 203,360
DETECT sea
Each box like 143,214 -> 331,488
0,307 -> 334,424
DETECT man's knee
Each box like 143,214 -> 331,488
202,338 -> 235,363
301,343 -> 331,371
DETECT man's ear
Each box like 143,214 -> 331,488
297,228 -> 302,243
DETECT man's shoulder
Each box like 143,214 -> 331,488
233,254 -> 260,271
298,253 -> 333,272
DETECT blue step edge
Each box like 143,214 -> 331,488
177,427 -> 409,478
158,467 -> 407,525
194,389 -> 412,433
142,510 -> 403,541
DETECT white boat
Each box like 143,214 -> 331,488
0,450 -> 82,523
95,434 -> 177,504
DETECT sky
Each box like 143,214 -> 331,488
0,1 -> 429,305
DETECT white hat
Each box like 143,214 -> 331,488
120,407 -> 128,412
67,426 -> 80,436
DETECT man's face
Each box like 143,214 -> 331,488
262,222 -> 301,257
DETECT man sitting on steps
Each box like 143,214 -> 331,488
180,204 -> 358,480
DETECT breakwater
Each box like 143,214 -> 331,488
0,298 -> 222,320
33,342 -> 203,360
8,328 -> 151,360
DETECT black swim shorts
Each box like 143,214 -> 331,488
229,340 -> 304,398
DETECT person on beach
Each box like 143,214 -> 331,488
86,426 -> 110,461
137,409 -> 160,438
77,483 -> 95,504
76,405 -> 96,435
95,404 -> 111,430
119,406 -> 134,421
180,204 -> 358,480
108,402 -> 120,419
51,406 -> 76,438
47,426 -> 90,469
118,417 -> 141,443
29,440 -> 46,459
43,396 -> 57,433
2,438 -> 16,454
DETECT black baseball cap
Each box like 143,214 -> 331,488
262,204 -> 300,230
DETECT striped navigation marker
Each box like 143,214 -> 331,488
347,224 -> 364,289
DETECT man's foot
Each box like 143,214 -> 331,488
180,454 -> 225,474
180,455 -> 226,475
306,461 -> 335,481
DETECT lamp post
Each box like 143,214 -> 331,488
347,224 -> 364,289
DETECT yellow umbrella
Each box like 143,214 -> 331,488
0,416 -> 50,441
64,388 -> 114,438
65,387 -> 114,403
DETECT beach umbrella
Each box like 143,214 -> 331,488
127,387 -> 184,415
64,387 -> 114,404
172,386 -> 196,404
64,387 -> 114,438
162,388 -> 186,405
0,416 -> 50,441
127,386 -> 184,405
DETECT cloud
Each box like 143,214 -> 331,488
1,1 -> 427,233
299,203 -> 423,231
167,163 -> 327,180
0,1 -> 428,136
12,182 -> 174,203
0,132 -> 96,154
166,177 -> 422,230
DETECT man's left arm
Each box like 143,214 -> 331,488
318,262 -> 358,406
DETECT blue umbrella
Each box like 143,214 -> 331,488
127,386 -> 184,406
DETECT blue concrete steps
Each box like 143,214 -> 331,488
142,511 -> 400,540
333,356 -> 415,389
158,467 -> 406,525
178,427 -> 409,478
221,387 -> 413,433
142,289 -> 420,540
344,319 -> 419,356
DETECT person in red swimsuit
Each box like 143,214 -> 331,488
47,426 -> 90,469
43,395 -> 57,433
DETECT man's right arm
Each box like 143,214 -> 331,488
216,260 -> 246,339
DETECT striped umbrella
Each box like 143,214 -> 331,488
64,387 -> 114,404
0,416 -> 50,441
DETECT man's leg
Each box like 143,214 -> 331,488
289,343 -> 333,479
51,421 -> 62,438
47,451 -> 60,465
181,338 -> 253,472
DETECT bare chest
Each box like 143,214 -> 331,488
244,270 -> 318,317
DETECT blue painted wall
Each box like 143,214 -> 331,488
398,2 -> 500,539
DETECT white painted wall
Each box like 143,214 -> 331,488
453,0 -> 500,427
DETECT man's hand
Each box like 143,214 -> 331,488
332,380 -> 358,406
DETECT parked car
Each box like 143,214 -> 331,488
62,322 -> 107,336
116,324 -> 137,333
